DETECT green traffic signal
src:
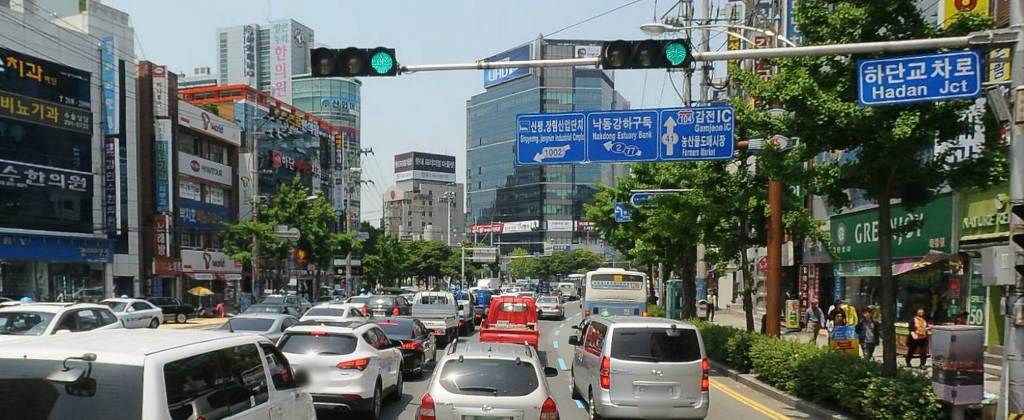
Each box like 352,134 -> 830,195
308,47 -> 398,77
600,39 -> 692,70
664,41 -> 688,66
370,50 -> 395,75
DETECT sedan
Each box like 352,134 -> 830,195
243,303 -> 302,317
535,295 -> 564,320
299,303 -> 367,323
100,298 -> 163,328
217,313 -> 299,342
374,317 -> 436,377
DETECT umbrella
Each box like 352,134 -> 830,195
188,286 -> 214,296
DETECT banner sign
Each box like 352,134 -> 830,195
830,194 -> 953,260
546,220 -> 574,232
470,223 -> 503,235
179,198 -> 231,230
100,35 -> 119,136
502,220 -> 539,234
155,214 -> 171,258
828,325 -> 860,356
394,152 -> 456,174
0,46 -> 91,110
0,232 -> 112,263
591,279 -> 643,290
154,257 -> 182,276
103,136 -> 120,237
178,102 -> 241,146
942,0 -> 989,29
484,44 -> 530,88
243,24 -> 258,83
178,152 -> 233,186
181,249 -> 242,273
270,21 -> 292,101
0,89 -> 92,134
0,159 -> 91,193
152,65 -> 169,118
154,120 -> 173,212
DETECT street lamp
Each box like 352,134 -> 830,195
639,22 -> 797,47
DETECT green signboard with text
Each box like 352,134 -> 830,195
960,183 -> 1010,242
829,194 -> 953,261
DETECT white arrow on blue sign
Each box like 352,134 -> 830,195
630,193 -> 658,206
614,203 -> 631,223
857,51 -> 981,106
587,110 -> 660,163
516,113 -> 587,165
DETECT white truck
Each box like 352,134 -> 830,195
411,291 -> 460,346
476,278 -> 503,291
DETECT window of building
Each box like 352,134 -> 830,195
181,230 -> 203,249
206,142 -> 227,164
206,186 -> 227,206
179,180 -> 202,202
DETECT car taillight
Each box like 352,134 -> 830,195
701,357 -> 709,391
600,356 -> 610,389
362,307 -> 368,317
418,393 -> 436,420
336,357 -> 370,371
392,307 -> 400,316
540,397 -> 558,420
402,341 -> 424,351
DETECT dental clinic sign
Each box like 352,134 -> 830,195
830,194 -> 953,261
858,51 -> 981,106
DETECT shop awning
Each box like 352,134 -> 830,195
834,251 -> 950,277
184,272 -> 216,281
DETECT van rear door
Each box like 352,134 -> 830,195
606,326 -> 704,410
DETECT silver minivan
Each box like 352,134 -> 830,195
569,316 -> 709,419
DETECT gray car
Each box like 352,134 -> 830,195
569,316 -> 709,419
217,313 -> 300,342
418,340 -> 560,420
535,295 -> 564,320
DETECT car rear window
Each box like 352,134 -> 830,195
537,297 -> 558,304
224,318 -> 274,332
610,327 -> 701,362
304,308 -> 347,317
278,333 -> 358,355
417,295 -> 450,305
103,301 -> 128,312
375,320 -> 414,338
0,359 -> 143,419
438,359 -> 538,396
260,296 -> 285,304
369,297 -> 396,307
498,302 -> 528,312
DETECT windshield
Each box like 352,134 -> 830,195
102,302 -> 128,312
0,359 -> 143,419
244,305 -> 283,314
304,308 -> 347,317
0,312 -> 55,336
375,320 -> 414,338
611,328 -> 702,362
438,359 -> 538,396
278,333 -> 357,355
223,318 -> 275,332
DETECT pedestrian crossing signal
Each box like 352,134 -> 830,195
311,47 -> 399,77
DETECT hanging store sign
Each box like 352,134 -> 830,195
830,194 -> 953,261
0,159 -> 91,193
155,214 -> 171,258
100,35 -> 119,136
178,102 -> 241,146
0,46 -> 91,110
181,250 -> 242,273
179,198 -> 231,230
154,120 -> 173,212
103,137 -> 121,237
178,152 -> 233,186
152,65 -> 169,118
0,89 -> 92,134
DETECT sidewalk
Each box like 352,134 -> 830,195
159,316 -> 229,330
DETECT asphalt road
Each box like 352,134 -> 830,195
380,302 -> 814,420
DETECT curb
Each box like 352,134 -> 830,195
709,360 -> 850,420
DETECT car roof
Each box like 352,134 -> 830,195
287,319 -> 370,333
0,302 -> 105,314
590,316 -> 697,329
232,313 -> 294,320
0,330 -> 265,365
373,317 -> 416,325
101,298 -> 148,304
311,303 -> 361,310
445,341 -> 537,360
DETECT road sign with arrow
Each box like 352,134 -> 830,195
587,110 -> 659,163
614,203 -> 632,223
516,113 -> 587,165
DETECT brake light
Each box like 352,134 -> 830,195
308,331 -> 327,336
401,341 -> 424,351
418,393 -> 436,420
701,357 -> 709,391
336,357 -> 370,371
599,356 -> 610,389
362,306 -> 368,317
540,396 -> 558,420
392,307 -> 400,316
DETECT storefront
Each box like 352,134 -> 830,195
0,232 -> 113,301
799,236 -> 833,323
957,184 -> 1009,348
829,194 -> 956,323
181,250 -> 242,309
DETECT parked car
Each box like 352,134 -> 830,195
569,316 -> 709,419
259,294 -> 311,314
365,295 -> 412,317
374,317 -> 436,377
72,287 -> 105,303
535,295 -> 564,320
0,303 -> 123,343
218,313 -> 300,342
300,303 -> 367,323
146,297 -> 196,324
479,296 -> 540,348
277,320 -> 404,419
410,291 -> 460,347
419,341 -> 559,420
101,298 -> 163,329
0,329 -> 315,419
244,303 -> 303,317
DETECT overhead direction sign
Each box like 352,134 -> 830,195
857,50 -> 981,106
516,105 -> 736,165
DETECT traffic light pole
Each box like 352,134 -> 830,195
1003,2 -> 1024,418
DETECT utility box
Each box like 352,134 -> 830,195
666,279 -> 683,320
930,325 -> 984,406
980,246 -> 1015,286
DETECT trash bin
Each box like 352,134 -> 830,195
697,299 -> 708,320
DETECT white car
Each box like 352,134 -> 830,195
0,329 -> 315,419
277,320 -> 404,419
101,298 -> 163,329
0,303 -> 123,343
299,303 -> 367,323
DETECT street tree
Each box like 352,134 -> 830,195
733,0 -> 1001,376
363,235 -> 405,289
507,248 -> 542,279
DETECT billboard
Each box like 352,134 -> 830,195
103,136 -> 121,237
152,65 -> 169,118
483,45 -> 530,88
270,21 -> 292,101
179,101 -> 241,146
100,35 -> 119,136
394,152 -> 456,183
179,198 -> 231,230
178,152 -> 233,186
0,46 -> 91,110
941,0 -> 989,28
243,24 -> 258,83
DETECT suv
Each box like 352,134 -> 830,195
418,340 -> 559,420
0,329 -> 314,419
569,317 -> 709,419
277,320 -> 404,419
0,303 -> 123,343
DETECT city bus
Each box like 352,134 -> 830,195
582,268 -> 648,318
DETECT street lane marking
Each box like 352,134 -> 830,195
711,379 -> 789,420
553,340 -> 559,349
575,399 -> 585,409
559,322 -> 565,329
558,357 -> 568,371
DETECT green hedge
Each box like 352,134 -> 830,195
691,320 -> 945,420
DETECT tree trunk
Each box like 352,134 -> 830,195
878,193 -> 898,377
680,247 -> 698,319
738,223 -> 755,331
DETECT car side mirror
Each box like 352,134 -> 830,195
55,329 -> 72,335
544,367 -> 559,377
292,368 -> 309,387
571,324 -> 580,330
568,335 -> 581,346
126,307 -> 135,313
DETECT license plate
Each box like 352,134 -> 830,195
464,417 -> 509,420
636,385 -> 673,395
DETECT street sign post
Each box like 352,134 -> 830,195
614,203 -> 632,223
517,105 -> 735,165
857,50 -> 982,106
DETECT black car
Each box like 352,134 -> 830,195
374,317 -> 436,376
365,295 -> 412,317
147,297 -> 196,323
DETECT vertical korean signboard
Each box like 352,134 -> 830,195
104,136 -> 120,237
270,21 -> 291,102
154,214 -> 171,258
154,119 -> 173,213
152,65 -> 168,118
243,24 -> 258,85
100,35 -> 119,136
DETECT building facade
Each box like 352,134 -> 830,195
216,19 -> 314,103
466,39 -> 628,254
383,152 -> 465,244
178,65 -> 218,89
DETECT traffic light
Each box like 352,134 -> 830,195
600,39 -> 692,70
311,47 -> 399,77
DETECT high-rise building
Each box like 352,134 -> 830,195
216,19 -> 314,103
383,152 -> 465,244
466,39 -> 629,254
179,65 -> 218,89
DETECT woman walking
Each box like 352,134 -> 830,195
905,308 -> 930,368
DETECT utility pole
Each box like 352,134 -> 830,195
1002,0 -> 1024,417
699,0 -> 711,103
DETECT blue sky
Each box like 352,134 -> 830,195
105,0 -> 725,223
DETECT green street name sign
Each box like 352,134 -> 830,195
829,194 -> 953,261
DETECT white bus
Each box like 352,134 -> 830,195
582,268 -> 648,317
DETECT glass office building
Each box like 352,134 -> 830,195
466,39 -> 629,253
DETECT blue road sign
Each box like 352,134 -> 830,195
355,232 -> 370,240
858,51 -> 981,106
587,110 -> 660,163
516,113 -> 587,165
630,193 -> 658,206
658,106 -> 735,160
614,203 -> 632,223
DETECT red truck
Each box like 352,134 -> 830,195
479,296 -> 540,348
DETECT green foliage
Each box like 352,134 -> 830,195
401,240 -> 452,281
793,350 -> 879,417
723,329 -> 761,373
749,337 -> 819,394
860,370 -> 945,420
646,304 -> 666,318
507,248 -> 541,279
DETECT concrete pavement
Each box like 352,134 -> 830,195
158,316 -> 228,330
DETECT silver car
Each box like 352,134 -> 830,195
419,340 -> 560,420
569,317 -> 709,419
535,295 -> 564,320
217,312 -> 299,342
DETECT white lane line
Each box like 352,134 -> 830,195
558,357 -> 568,371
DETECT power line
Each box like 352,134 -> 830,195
543,0 -> 649,38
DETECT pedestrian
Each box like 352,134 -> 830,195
856,308 -> 880,360
905,308 -> 930,368
706,289 -> 718,321
214,301 -> 225,318
828,311 -> 847,344
805,302 -> 827,345
827,299 -> 842,321
841,300 -> 859,326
